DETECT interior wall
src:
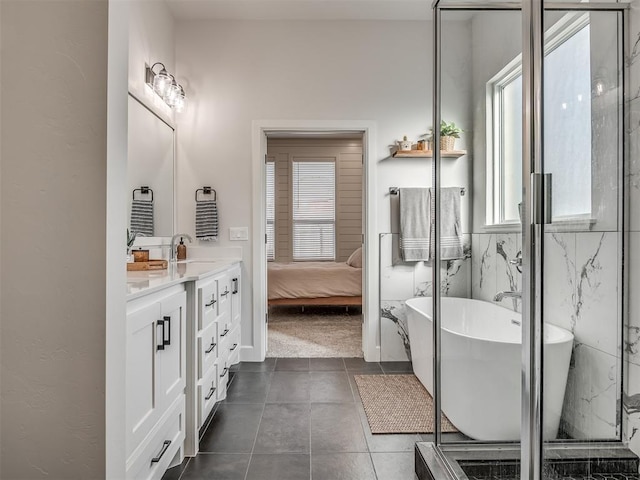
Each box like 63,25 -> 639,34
175,19 -> 472,358
129,0 -> 176,123
267,137 -> 363,263
0,1 -> 108,477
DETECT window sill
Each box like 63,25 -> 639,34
482,216 -> 596,234
481,223 -> 521,234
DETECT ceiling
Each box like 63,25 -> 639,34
164,0 -> 434,21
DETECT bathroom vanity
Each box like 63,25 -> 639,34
125,260 -> 242,480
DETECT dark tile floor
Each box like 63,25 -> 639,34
163,357 -> 437,480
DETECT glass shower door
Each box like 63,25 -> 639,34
539,7 -> 625,476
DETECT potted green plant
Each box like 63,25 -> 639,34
426,121 -> 462,151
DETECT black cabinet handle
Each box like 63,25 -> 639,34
205,342 -> 216,354
220,328 -> 229,337
221,290 -> 230,297
232,278 -> 238,294
150,440 -> 171,463
205,386 -> 216,401
220,367 -> 229,377
163,316 -> 171,347
156,320 -> 165,351
205,297 -> 216,307
230,343 -> 238,352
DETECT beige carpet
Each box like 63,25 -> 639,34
267,308 -> 363,358
354,374 -> 458,434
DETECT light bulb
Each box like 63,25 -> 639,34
153,67 -> 172,97
164,77 -> 180,106
173,86 -> 187,113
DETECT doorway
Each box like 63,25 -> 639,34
265,134 -> 365,358
250,120 -> 378,363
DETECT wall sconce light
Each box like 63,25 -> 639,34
145,62 -> 187,112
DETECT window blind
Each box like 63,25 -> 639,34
266,162 -> 275,261
292,161 -> 336,261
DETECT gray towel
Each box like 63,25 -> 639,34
439,187 -> 463,260
399,188 -> 431,261
196,200 -> 218,241
130,199 -> 154,236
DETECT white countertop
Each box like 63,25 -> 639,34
126,258 -> 241,301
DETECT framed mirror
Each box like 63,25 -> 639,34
127,94 -> 175,238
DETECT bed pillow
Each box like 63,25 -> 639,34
347,247 -> 363,268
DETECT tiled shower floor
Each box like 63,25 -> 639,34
465,474 -> 640,480
163,357 -> 466,480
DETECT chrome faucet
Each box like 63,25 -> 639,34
170,233 -> 193,262
493,291 -> 522,302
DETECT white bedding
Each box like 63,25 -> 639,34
268,262 -> 362,300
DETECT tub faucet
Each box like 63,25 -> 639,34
170,233 -> 193,262
493,291 -> 521,302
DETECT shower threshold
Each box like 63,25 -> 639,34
416,442 -> 640,480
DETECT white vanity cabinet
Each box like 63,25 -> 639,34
126,284 -> 186,480
193,273 -> 225,427
188,265 -> 242,434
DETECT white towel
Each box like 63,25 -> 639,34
399,188 -> 431,262
196,200 -> 218,241
130,199 -> 154,236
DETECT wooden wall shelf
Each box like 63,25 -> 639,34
392,150 -> 467,158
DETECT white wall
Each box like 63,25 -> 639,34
1,1 -> 108,477
175,19 -> 472,358
129,0 -> 177,123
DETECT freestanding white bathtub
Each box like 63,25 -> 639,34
405,297 -> 573,441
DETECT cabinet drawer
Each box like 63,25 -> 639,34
126,396 -> 185,480
198,281 -> 217,330
198,321 -> 218,379
198,365 -> 218,428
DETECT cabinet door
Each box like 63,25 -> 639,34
198,320 -> 218,379
157,291 -> 186,412
230,270 -> 241,325
126,301 -> 163,458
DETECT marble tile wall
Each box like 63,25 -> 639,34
379,233 -> 472,361
470,231 -> 621,440
471,233 -> 522,312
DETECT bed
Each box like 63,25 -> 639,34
268,249 -> 363,306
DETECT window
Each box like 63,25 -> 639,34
266,161 -> 275,261
488,17 -> 592,225
292,161 -> 336,261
